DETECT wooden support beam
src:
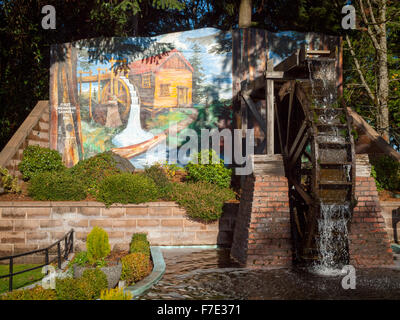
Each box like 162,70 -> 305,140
266,60 -> 274,155
241,94 -> 267,136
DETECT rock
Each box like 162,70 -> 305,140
108,151 -> 135,173
105,101 -> 123,128
73,262 -> 123,289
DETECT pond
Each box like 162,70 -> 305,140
139,248 -> 400,300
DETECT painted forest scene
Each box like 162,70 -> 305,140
50,28 -> 233,168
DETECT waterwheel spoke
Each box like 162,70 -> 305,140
285,81 -> 295,154
289,129 -> 310,168
288,121 -> 307,158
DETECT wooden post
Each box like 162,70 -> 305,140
97,68 -> 101,103
89,70 -> 92,119
266,60 -> 274,154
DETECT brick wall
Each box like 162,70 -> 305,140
230,155 -> 292,268
348,157 -> 394,267
0,201 -> 238,264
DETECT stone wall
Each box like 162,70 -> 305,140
230,155 -> 292,268
0,201 -> 238,264
380,200 -> 400,244
0,101 -> 49,183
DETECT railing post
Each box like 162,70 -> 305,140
45,248 -> 49,271
9,257 -> 13,292
64,236 -> 68,259
57,242 -> 61,269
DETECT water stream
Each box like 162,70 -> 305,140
139,248 -> 400,300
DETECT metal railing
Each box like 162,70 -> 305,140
0,229 -> 74,292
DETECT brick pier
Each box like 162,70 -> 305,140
230,155 -> 292,267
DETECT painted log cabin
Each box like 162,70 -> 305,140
128,48 -> 193,109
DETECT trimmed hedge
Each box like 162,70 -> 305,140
129,233 -> 150,256
170,181 -> 236,221
69,152 -> 122,196
28,170 -> 87,201
55,268 -> 107,300
19,145 -> 65,180
185,150 -> 232,188
96,173 -> 159,206
144,164 -> 172,199
121,253 -> 151,285
0,286 -> 56,300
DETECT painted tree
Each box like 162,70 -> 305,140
189,43 -> 206,105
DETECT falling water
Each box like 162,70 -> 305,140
112,76 -> 154,147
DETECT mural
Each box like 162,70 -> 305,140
49,28 -> 339,168
50,28 -> 233,168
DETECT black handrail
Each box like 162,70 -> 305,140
0,229 -> 74,292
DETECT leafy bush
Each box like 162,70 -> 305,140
144,163 -> 172,198
185,150 -> 232,188
100,287 -> 132,300
0,286 -> 56,300
129,233 -> 150,256
28,170 -> 87,201
170,181 -> 236,221
86,227 -> 111,264
96,173 -> 159,206
19,145 -> 65,180
56,268 -> 107,300
120,253 -> 151,285
70,152 -> 121,196
370,155 -> 400,192
0,166 -> 21,193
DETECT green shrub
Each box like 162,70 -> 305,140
70,251 -> 89,268
28,170 -> 87,201
0,166 -> 21,193
370,155 -> 400,192
96,173 -> 160,206
144,163 -> 172,198
100,287 -> 133,300
170,181 -> 236,222
185,150 -> 232,188
121,253 -> 151,285
56,268 -> 107,300
129,233 -> 150,256
19,145 -> 65,181
86,227 -> 111,264
0,286 -> 56,300
70,152 -> 121,196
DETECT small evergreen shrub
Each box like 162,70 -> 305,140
0,286 -> 56,300
144,164 -> 172,198
55,268 -> 107,300
185,150 -> 232,188
170,181 -> 236,221
129,233 -> 150,256
70,152 -> 121,196
120,253 -> 151,285
100,287 -> 133,300
28,170 -> 86,201
0,166 -> 21,193
86,227 -> 111,264
19,145 -> 65,180
96,173 -> 159,206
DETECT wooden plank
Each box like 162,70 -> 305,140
241,94 -> 267,136
274,49 -> 300,72
286,81 -> 295,153
288,121 -> 307,158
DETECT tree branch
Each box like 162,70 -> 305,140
345,34 -> 377,104
357,0 -> 381,50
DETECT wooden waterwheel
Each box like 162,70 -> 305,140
276,78 -> 356,264
100,77 -> 131,121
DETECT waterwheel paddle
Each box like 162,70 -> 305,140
276,76 -> 356,265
